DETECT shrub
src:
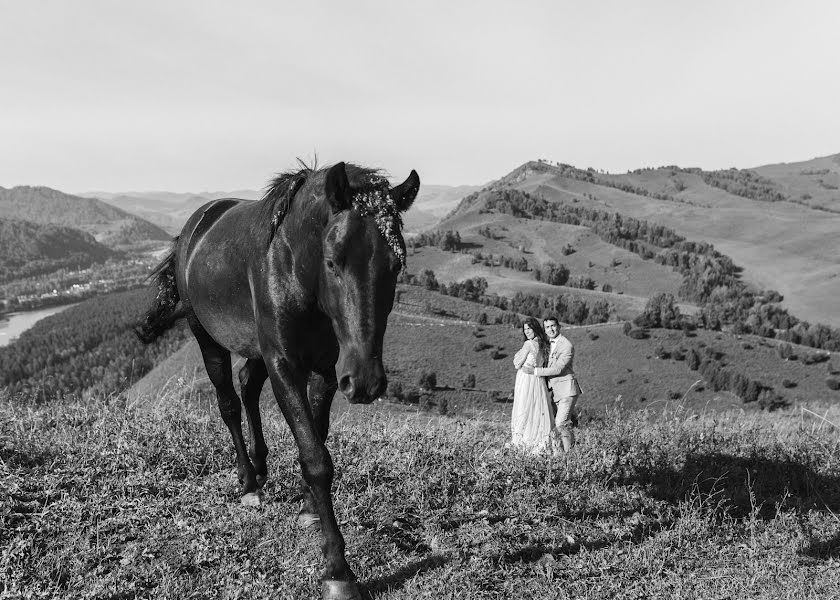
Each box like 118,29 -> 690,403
477,312 -> 488,325
801,352 -> 830,365
758,389 -> 788,411
437,397 -> 449,416
403,387 -> 421,403
473,342 -> 492,352
781,379 -> 797,389
627,328 -> 649,340
490,349 -> 506,360
668,390 -> 681,400
744,380 -> 760,403
826,378 -> 840,391
463,374 -> 476,388
635,292 -> 682,329
622,322 -> 633,336
687,348 -> 701,371
654,345 -> 671,360
588,332 -> 599,341
777,344 -> 796,361
418,370 -> 437,390
536,262 -> 570,286
601,283 -> 613,293
387,381 -> 404,401
418,269 -> 439,291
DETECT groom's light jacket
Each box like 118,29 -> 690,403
533,334 -> 582,399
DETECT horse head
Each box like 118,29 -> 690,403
318,162 -> 419,403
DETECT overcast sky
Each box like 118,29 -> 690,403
2,0 -> 838,193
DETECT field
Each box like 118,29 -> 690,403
2,389 -> 839,599
124,285 -> 840,423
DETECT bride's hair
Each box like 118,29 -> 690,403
522,317 -> 550,365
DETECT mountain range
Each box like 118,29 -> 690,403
3,153 -> 838,328
0,186 -> 170,246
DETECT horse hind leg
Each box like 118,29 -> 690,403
189,320 -> 259,503
238,358 -> 269,488
298,371 -> 338,529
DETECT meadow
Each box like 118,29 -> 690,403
2,387 -> 839,599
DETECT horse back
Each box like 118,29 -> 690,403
176,198 -> 264,357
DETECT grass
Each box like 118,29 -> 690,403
2,387 -> 839,599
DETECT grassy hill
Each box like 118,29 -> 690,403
126,285 -> 840,420
752,153 -> 840,212
420,159 -> 840,329
0,186 -> 171,247
3,382 -> 838,597
0,219 -> 120,283
5,275 -> 839,597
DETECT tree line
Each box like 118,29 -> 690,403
0,288 -> 189,401
401,270 -> 611,326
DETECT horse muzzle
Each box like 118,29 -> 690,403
337,354 -> 386,404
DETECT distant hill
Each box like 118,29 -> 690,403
426,158 -> 840,328
85,183 -> 482,235
0,218 -> 120,283
403,183 -> 483,232
750,153 -> 840,212
0,186 -> 170,246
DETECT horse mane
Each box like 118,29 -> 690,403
258,160 -> 391,248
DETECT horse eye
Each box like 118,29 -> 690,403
325,258 -> 341,278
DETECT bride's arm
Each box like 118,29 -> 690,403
512,342 -> 530,369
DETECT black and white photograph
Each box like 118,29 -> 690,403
1,1 -> 839,598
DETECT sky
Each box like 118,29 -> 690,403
1,0 -> 838,193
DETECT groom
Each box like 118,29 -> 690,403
521,316 -> 581,452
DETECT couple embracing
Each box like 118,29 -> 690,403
511,316 -> 582,455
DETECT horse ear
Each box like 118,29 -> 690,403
390,170 -> 420,212
325,162 -> 351,211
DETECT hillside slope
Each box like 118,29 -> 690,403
127,284 -> 840,417
0,186 -> 170,246
0,219 -> 120,282
453,160 -> 840,328
751,152 -> 840,212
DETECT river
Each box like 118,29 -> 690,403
0,304 -> 78,348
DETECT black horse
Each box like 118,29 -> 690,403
137,161 -> 419,600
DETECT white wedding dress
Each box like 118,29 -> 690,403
511,339 -> 555,453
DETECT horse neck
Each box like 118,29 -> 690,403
274,196 -> 327,295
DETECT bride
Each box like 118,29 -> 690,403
511,317 -> 555,453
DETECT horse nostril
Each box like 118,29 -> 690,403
371,376 -> 386,399
339,374 -> 354,397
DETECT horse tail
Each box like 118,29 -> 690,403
135,238 -> 185,344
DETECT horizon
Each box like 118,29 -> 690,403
2,1 -> 839,193
1,150 -> 836,197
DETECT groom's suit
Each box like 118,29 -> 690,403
533,333 -> 581,451
533,334 -> 581,400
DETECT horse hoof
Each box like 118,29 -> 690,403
321,579 -> 362,600
241,492 -> 262,507
297,511 -> 321,529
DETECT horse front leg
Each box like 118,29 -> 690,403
298,371 -> 339,528
264,353 -> 360,600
